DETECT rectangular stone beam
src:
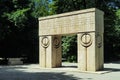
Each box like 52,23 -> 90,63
39,8 -> 104,36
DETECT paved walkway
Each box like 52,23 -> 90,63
0,61 -> 120,80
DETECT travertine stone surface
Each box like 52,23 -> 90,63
39,8 -> 104,71
39,8 -> 103,36
77,33 -> 96,71
39,36 -> 61,68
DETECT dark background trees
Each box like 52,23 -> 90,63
0,0 -> 120,64
54,0 -> 120,62
0,0 -> 39,63
0,0 -> 53,63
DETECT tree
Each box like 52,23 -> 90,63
0,0 -> 39,63
62,35 -> 77,62
31,0 -> 55,18
54,0 -> 95,14
0,0 -> 55,63
54,0 -> 120,62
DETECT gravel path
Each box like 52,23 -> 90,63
0,61 -> 120,80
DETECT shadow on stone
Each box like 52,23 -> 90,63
0,65 -> 86,80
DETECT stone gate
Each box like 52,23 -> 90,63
38,8 -> 104,71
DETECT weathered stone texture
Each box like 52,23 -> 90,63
39,8 -> 104,72
39,36 -> 62,68
39,8 -> 103,36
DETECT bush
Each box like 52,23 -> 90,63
62,35 -> 77,62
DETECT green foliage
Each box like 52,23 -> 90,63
100,2 -> 120,61
54,0 -> 95,62
48,0 -> 57,15
31,0 -> 49,17
55,0 -> 120,62
0,0 -> 31,38
5,8 -> 30,27
0,0 -> 39,63
115,9 -> 120,34
62,35 -> 77,62
55,0 -> 95,14
0,0 -> 120,63
0,0 -> 57,63
31,0 -> 55,17
112,9 -> 120,59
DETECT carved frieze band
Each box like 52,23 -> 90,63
80,33 -> 92,48
41,36 -> 50,48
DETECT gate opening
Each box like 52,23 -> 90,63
39,8 -> 104,71
62,35 -> 77,68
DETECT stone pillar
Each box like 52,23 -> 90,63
39,35 -> 62,68
95,13 -> 104,70
77,32 -> 93,71
77,32 -> 104,71
77,9 -> 104,72
77,32 -> 94,71
95,32 -> 104,70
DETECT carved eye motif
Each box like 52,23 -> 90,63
80,33 -> 92,48
41,36 -> 49,48
53,37 -> 60,49
96,34 -> 102,48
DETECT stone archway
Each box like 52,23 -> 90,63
38,8 -> 104,71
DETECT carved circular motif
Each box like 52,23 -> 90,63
41,36 -> 49,48
53,37 -> 60,49
80,33 -> 92,48
96,34 -> 102,48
